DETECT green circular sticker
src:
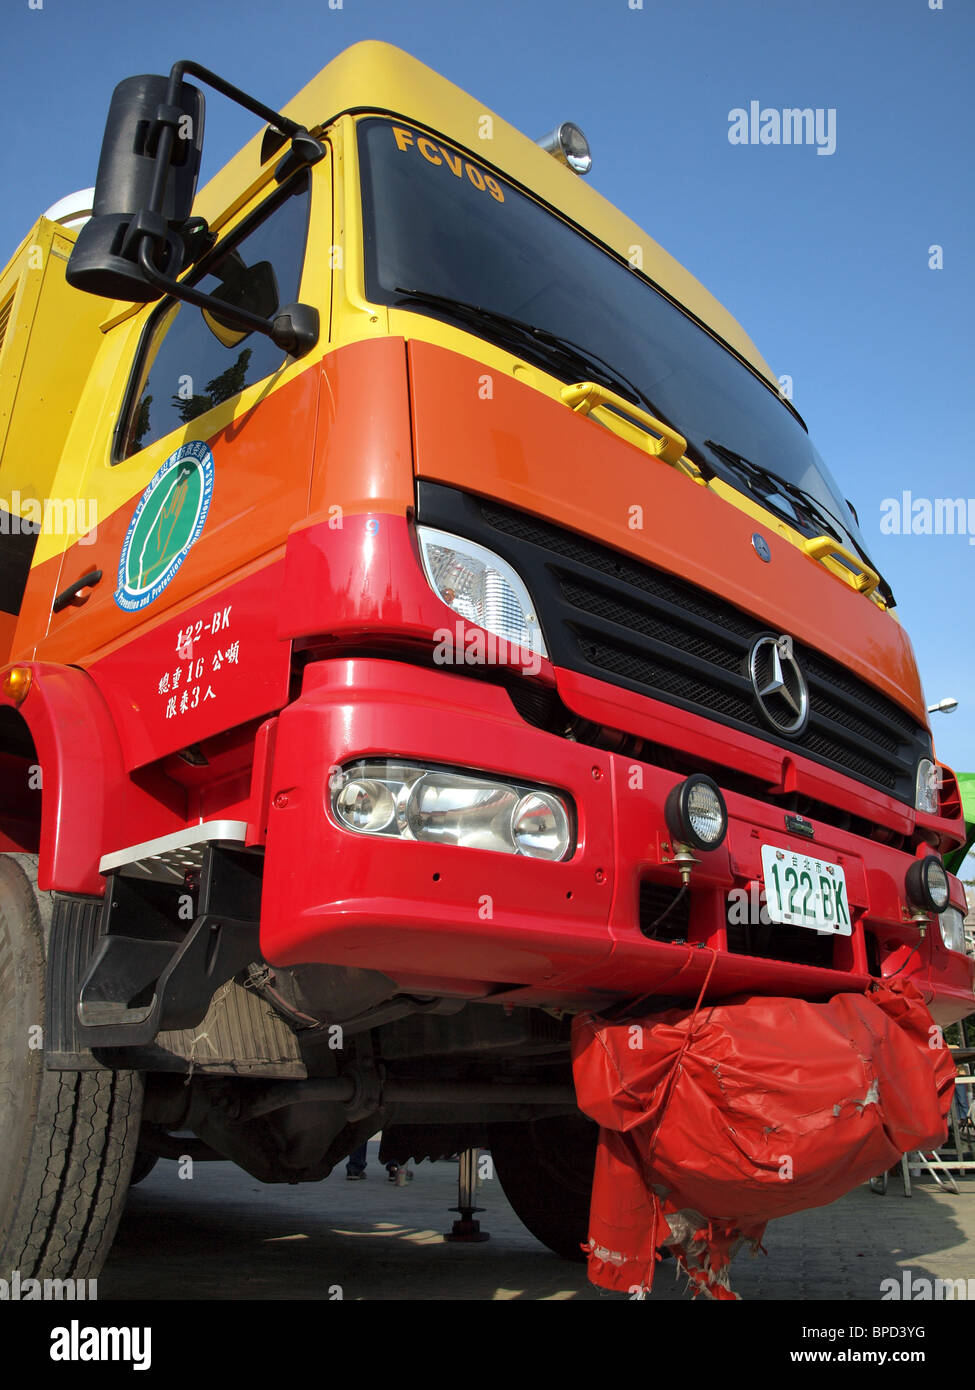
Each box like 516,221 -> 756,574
115,442 -> 214,612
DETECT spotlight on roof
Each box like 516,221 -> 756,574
535,122 -> 592,176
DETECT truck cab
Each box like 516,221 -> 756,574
1,41 -> 970,1286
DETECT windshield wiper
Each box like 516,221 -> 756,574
702,439 -> 829,527
703,440 -> 894,604
393,286 -> 670,423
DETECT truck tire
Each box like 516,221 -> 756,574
488,1113 -> 598,1263
128,1151 -> 159,1186
0,853 -> 143,1280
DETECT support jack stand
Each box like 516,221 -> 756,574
445,1147 -> 490,1242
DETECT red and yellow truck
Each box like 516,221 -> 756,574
0,42 -> 969,1287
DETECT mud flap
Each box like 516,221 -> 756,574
571,977 -> 955,1299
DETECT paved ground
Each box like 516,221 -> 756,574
98,1142 -> 975,1301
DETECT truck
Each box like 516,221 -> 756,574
1,41 -> 971,1287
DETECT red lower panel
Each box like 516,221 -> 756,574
261,657 -> 616,987
87,560 -> 291,772
572,977 -> 955,1298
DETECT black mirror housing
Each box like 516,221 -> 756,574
92,74 -> 204,224
270,303 -> 319,358
67,74 -> 205,302
65,58 -> 319,353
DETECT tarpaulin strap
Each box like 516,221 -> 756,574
610,941 -> 702,1021
645,949 -> 717,1168
637,950 -> 718,1293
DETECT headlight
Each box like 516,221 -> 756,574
915,758 -> 940,814
905,855 -> 950,913
334,778 -> 396,833
938,906 -> 967,954
330,760 -> 573,860
510,792 -> 569,860
416,526 -> 547,657
664,773 -> 728,851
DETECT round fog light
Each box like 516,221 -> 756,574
665,774 -> 728,852
511,792 -> 570,860
335,779 -> 396,833
906,855 -> 950,913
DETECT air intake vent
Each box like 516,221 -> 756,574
0,294 -> 14,356
639,880 -> 691,942
725,895 -> 836,968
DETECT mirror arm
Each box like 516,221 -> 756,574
145,96 -> 181,220
170,60 -> 305,139
136,237 -> 276,338
67,59 -> 325,304
135,238 -> 318,357
273,133 -> 326,183
144,60 -> 324,226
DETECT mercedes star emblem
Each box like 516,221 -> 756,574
748,634 -> 809,736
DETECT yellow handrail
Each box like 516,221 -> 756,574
560,381 -> 688,467
803,534 -> 881,597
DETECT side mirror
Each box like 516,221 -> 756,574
66,59 -> 321,359
67,74 -> 205,302
202,255 -> 280,347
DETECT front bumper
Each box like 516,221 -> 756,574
261,658 -> 975,1022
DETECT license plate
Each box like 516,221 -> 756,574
760,845 -> 852,935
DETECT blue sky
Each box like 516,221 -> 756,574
3,0 -> 972,784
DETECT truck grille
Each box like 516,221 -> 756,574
416,483 -> 930,805
725,909 -> 836,969
639,880 -> 691,942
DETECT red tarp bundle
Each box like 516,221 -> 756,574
571,977 -> 955,1298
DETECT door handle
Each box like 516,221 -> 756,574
53,569 -> 103,613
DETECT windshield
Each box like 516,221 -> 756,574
357,117 -> 882,588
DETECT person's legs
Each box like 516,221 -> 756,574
346,1140 -> 369,1178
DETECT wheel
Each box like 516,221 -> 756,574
0,854 -> 144,1279
128,1150 -> 159,1186
488,1112 -> 598,1262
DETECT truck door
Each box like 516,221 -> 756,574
31,162 -> 329,763
0,219 -> 106,666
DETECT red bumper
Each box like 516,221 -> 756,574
260,657 -> 974,1020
